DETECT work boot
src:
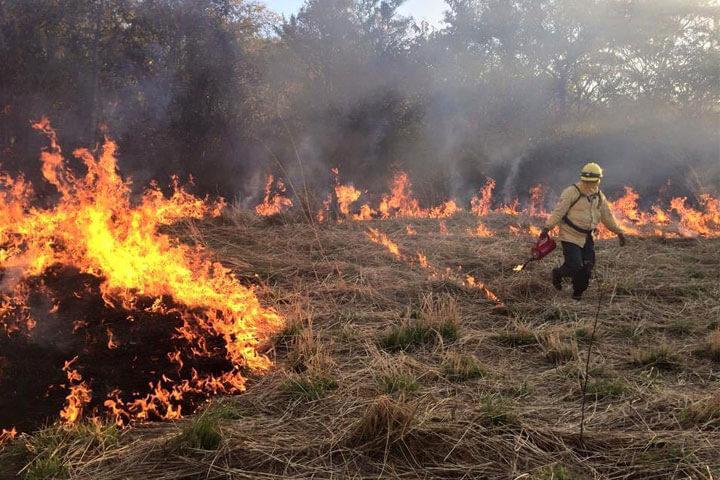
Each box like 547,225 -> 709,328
572,291 -> 583,301
551,268 -> 563,291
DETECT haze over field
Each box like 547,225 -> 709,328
0,0 -> 717,200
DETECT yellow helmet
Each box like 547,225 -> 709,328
580,162 -> 603,182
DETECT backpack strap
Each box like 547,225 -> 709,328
562,185 -> 595,236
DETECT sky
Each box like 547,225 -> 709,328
262,0 -> 447,27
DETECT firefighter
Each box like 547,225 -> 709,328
541,162 -> 626,300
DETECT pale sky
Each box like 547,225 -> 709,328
262,0 -> 447,27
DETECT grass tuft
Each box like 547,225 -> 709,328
478,395 -> 518,427
541,332 -> 578,365
697,329 -> 720,362
378,373 -> 420,394
442,352 -> 486,382
680,394 -> 720,430
378,296 -> 460,352
346,396 -> 416,449
534,463 -> 573,480
24,456 -> 67,480
283,373 -> 338,401
174,414 -> 223,451
585,378 -> 628,400
490,323 -> 537,347
20,420 -> 120,480
631,343 -> 681,370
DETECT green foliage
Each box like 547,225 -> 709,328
585,379 -> 628,400
666,318 -> 694,336
203,400 -> 247,421
378,373 -> 419,394
20,421 -> 119,480
24,456 -> 67,480
174,415 -> 223,451
534,464 -> 572,480
478,396 -> 518,428
283,374 -> 338,401
378,298 -> 460,352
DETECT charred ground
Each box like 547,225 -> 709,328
2,211 -> 718,479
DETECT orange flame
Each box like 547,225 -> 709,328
0,428 -> 17,444
60,357 -> 92,424
0,118 -> 284,426
255,175 -> 293,216
366,228 -> 403,260
470,179 -> 495,216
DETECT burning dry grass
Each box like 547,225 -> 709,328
2,211 -> 720,479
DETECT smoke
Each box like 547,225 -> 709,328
0,0 -> 717,205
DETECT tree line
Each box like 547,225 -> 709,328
0,0 -> 717,201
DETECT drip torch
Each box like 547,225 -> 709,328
514,232 -> 557,272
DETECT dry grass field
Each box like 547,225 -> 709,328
2,210 -> 719,480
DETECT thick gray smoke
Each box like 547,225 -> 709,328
0,0 -> 717,205
258,0 -> 719,205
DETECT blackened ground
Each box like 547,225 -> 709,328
0,264 -> 235,432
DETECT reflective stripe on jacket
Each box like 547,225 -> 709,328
545,183 -> 624,247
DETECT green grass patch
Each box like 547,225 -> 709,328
478,395 -> 518,427
283,374 -> 338,400
534,463 -> 573,480
585,378 -> 629,400
378,319 -> 457,352
24,456 -> 67,480
377,373 -> 419,394
19,421 -> 119,480
665,318 -> 694,336
203,400 -> 247,420
174,414 -> 223,451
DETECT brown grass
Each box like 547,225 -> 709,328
3,212 -> 719,479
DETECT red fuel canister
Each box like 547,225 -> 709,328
531,234 -> 557,260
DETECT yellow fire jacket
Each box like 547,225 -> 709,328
545,182 -> 624,247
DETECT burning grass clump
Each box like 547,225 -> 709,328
631,343 -> 681,371
442,352 -> 486,382
173,414 -> 223,451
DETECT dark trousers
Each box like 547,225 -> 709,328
558,235 -> 595,295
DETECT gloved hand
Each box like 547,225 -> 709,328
618,233 -> 626,247
540,227 -> 550,238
